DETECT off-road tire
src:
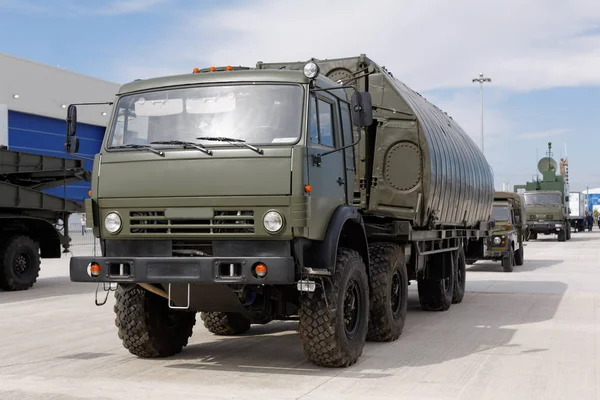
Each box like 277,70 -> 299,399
452,248 -> 466,304
502,245 -> 514,272
0,235 -> 40,291
417,252 -> 455,312
298,247 -> 369,368
201,312 -> 251,335
557,229 -> 566,242
114,284 -> 196,358
566,226 -> 572,240
514,243 -> 524,266
366,242 -> 408,342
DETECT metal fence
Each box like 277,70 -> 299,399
68,223 -> 101,247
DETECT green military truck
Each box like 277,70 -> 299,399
467,191 -> 525,272
514,143 -> 570,242
65,54 -> 495,368
1,147 -> 85,291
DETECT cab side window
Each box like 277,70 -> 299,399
308,95 -> 335,148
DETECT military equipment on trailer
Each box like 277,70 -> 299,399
66,54 -> 494,368
466,191 -> 526,272
514,142 -> 570,242
0,147 -> 86,290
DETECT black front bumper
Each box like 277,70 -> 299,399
69,255 -> 296,285
529,222 -> 563,233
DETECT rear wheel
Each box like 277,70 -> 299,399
114,284 -> 196,358
452,248 -> 466,304
201,312 -> 251,335
366,242 -> 408,342
417,252 -> 455,311
298,247 -> 370,368
0,235 -> 40,291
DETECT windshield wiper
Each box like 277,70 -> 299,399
109,144 -> 165,157
150,140 -> 213,156
196,136 -> 263,155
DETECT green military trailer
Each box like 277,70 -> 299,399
0,147 -> 85,291
514,143 -> 570,242
466,191 -> 526,272
66,54 -> 495,368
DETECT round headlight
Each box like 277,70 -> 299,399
263,211 -> 284,233
104,212 -> 122,234
493,236 -> 502,244
303,61 -> 320,79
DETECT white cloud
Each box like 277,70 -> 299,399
115,0 -> 600,92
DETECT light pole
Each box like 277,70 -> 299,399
472,73 -> 492,155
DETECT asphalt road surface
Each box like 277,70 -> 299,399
1,231 -> 599,400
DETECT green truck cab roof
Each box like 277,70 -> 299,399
117,68 -> 342,96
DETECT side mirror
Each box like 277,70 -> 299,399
351,91 -> 373,127
66,105 -> 78,137
65,136 -> 80,154
65,105 -> 78,154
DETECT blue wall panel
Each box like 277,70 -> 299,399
7,110 -> 105,203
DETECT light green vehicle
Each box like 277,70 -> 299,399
466,191 -> 525,272
64,55 -> 495,368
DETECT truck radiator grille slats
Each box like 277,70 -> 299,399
129,210 -> 255,235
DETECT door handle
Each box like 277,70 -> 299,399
337,177 -> 345,186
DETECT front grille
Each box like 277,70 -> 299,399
129,210 -> 255,235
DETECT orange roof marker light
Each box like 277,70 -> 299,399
88,190 -> 92,196
225,65 -> 233,71
192,68 -> 200,73
209,66 -> 217,72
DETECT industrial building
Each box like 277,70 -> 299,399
0,52 -> 120,203
584,188 -> 600,213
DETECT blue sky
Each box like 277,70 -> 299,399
1,0 -> 599,191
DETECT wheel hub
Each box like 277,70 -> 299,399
13,252 -> 30,276
343,279 -> 362,338
391,269 -> 402,316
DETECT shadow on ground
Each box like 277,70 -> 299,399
147,280 -> 568,379
0,276 -> 96,304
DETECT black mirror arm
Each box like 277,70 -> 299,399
311,127 -> 363,167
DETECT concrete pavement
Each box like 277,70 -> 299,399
0,232 -> 599,399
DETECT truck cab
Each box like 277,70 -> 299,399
524,190 -> 570,241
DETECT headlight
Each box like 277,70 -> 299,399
493,237 -> 502,244
104,212 -> 122,234
303,61 -> 320,79
555,223 -> 563,228
263,210 -> 284,233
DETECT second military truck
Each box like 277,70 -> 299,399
66,54 -> 494,367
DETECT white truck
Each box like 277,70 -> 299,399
568,191 -> 586,232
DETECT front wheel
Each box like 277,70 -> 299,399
298,247 -> 370,368
502,245 -> 514,272
114,284 -> 197,358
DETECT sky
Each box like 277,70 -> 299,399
1,0 -> 600,191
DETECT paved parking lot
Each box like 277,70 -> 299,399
1,232 -> 599,400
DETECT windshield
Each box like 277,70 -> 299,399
107,84 -> 304,147
492,206 -> 510,221
524,193 -> 561,205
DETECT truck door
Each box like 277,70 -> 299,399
306,93 -> 345,237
